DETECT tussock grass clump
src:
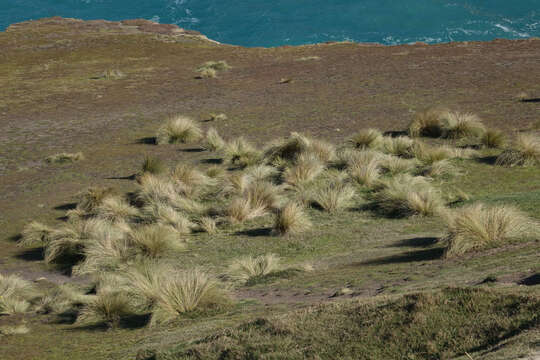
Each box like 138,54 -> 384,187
283,154 -> 324,186
172,164 -> 215,198
227,181 -> 282,223
480,128 -> 505,148
77,290 -> 133,328
296,56 -> 321,61
96,196 -> 140,223
45,152 -> 84,164
443,203 -> 538,258
420,160 -> 461,179
73,226 -> 134,275
149,269 -> 229,325
408,108 -> 446,138
229,254 -> 281,283
308,138 -> 336,163
0,273 -> 37,315
371,174 -> 444,217
273,202 -> 311,236
75,186 -> 117,214
264,133 -> 335,164
197,60 -> 231,72
411,142 -> 454,164
379,155 -> 417,175
496,134 -> 540,167
196,68 -> 216,79
198,217 -> 218,234
128,224 -> 185,258
311,180 -> 355,212
381,136 -> 415,157
441,111 -> 485,139
156,115 -> 203,145
208,113 -> 227,121
246,165 -> 279,182
142,203 -> 193,234
206,165 -> 226,180
20,221 -> 53,247
347,128 -> 383,149
141,156 -> 167,175
224,137 -> 261,168
348,158 -> 380,187
205,127 -> 226,152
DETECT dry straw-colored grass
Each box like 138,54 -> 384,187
20,221 -> 53,247
348,157 -> 381,187
156,115 -> 203,145
128,224 -> 185,258
45,152 -> 85,164
371,174 -> 444,217
480,129 -> 505,148
224,137 -> 261,168
75,186 -> 117,214
143,203 -> 194,234
311,180 -> 355,212
496,134 -> 540,167
229,254 -> 281,282
443,203 -> 538,258
77,290 -> 133,328
283,154 -> 324,186
381,136 -> 415,157
149,269 -> 228,326
379,155 -> 418,175
440,111 -> 485,139
408,108 -> 446,138
0,324 -> 30,336
227,181 -> 282,223
196,68 -> 216,79
198,217 -> 218,234
208,113 -> 228,121
96,196 -> 140,223
205,127 -> 226,152
347,128 -> 383,149
141,156 -> 167,175
0,273 -> 37,315
273,202 -> 312,236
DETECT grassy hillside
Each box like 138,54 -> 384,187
0,17 -> 539,360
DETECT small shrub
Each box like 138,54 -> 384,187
273,202 -> 311,236
156,115 -> 203,145
480,129 -> 505,148
443,203 -> 537,258
229,254 -> 281,282
311,181 -> 355,212
141,156 -> 167,175
205,127 -> 226,151
496,134 -> 540,166
408,108 -> 445,138
19,221 -> 53,247
45,152 -> 84,164
347,129 -> 383,149
441,111 -> 485,139
128,225 -> 185,258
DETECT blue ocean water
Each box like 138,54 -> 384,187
1,1 -> 539,47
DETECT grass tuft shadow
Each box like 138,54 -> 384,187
180,147 -> 206,153
519,273 -> 540,286
475,156 -> 498,165
135,137 -> 157,145
54,203 -> 77,211
200,158 -> 223,165
361,247 -> 444,265
392,237 -> 439,248
15,247 -> 44,261
236,227 -> 272,237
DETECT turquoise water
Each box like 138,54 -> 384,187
1,1 -> 539,47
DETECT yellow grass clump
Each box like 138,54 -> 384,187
205,127 -> 226,152
443,203 -> 538,258
496,134 -> 540,167
273,202 -> 312,236
156,115 -> 203,145
347,128 -> 383,149
45,152 -> 84,164
229,254 -> 281,282
20,221 -> 53,247
127,224 -> 185,258
311,180 -> 355,212
0,273 -> 37,315
408,108 -> 446,138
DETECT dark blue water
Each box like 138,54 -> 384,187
1,1 -> 539,47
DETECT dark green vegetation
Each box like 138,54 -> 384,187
0,17 -> 539,360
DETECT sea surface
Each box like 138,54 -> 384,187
1,1 -> 539,47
